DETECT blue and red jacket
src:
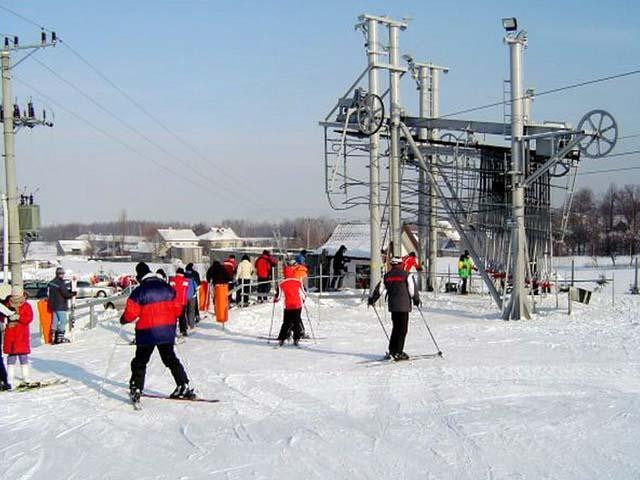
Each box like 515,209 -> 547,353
122,274 -> 183,345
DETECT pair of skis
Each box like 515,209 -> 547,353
131,392 -> 219,410
5,378 -> 69,392
358,352 -> 443,366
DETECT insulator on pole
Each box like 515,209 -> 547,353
13,104 -> 20,119
4,37 -> 8,48
27,101 -> 35,118
41,31 -> 46,45
13,36 -> 18,47
0,106 -> 3,122
51,32 -> 57,44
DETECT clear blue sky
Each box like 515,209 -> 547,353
2,0 -> 639,224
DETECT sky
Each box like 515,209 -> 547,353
1,0 -> 639,225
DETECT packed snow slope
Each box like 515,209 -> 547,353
2,277 -> 640,478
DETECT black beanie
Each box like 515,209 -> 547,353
135,262 -> 151,281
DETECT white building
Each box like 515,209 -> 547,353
198,227 -> 243,250
155,228 -> 202,262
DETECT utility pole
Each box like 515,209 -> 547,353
503,27 -> 531,320
365,15 -> 382,294
1,33 -> 56,296
411,60 -> 448,292
387,21 -> 405,257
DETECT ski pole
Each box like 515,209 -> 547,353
302,300 -> 316,344
372,304 -> 389,340
417,306 -> 443,356
98,323 -> 123,399
267,299 -> 276,343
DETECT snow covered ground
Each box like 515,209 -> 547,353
2,259 -> 640,479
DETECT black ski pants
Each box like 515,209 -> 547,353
186,298 -> 197,328
388,312 -> 409,355
130,343 -> 188,390
277,308 -> 304,342
461,278 -> 468,295
257,277 -> 270,302
178,305 -> 188,335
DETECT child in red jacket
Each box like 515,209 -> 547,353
3,293 -> 34,388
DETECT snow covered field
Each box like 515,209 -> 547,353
2,259 -> 640,479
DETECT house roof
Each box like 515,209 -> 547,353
58,240 -> 90,252
131,241 -> 154,254
198,227 -> 240,242
75,234 -> 145,244
314,222 -> 372,259
157,229 -> 198,242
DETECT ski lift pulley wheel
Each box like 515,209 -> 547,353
356,93 -> 384,136
576,109 -> 618,159
548,161 -> 571,178
437,132 -> 462,166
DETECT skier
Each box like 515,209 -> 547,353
47,267 -> 76,344
274,260 -> 307,347
235,254 -> 253,307
185,263 -> 201,323
169,268 -> 190,337
330,245 -> 349,290
0,286 -> 17,390
121,262 -> 194,402
458,250 -> 477,295
207,261 -> 232,323
402,251 -> 423,288
295,249 -> 307,265
156,268 -> 168,282
3,293 -> 34,388
368,257 -> 421,361
255,250 -> 277,303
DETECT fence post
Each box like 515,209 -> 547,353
611,271 -> 615,306
318,264 -> 322,324
571,259 -> 575,287
568,289 -> 572,315
89,304 -> 95,329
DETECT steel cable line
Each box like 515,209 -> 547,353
440,68 -> 640,119
13,77 -> 236,199
578,166 -> 640,176
31,57 -> 257,206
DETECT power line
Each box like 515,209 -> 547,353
619,133 -> 640,140
578,166 -> 640,176
0,2 -> 262,203
31,57 -> 257,206
13,76 -> 236,199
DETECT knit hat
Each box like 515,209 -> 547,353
135,262 -> 151,282
55,267 -> 65,276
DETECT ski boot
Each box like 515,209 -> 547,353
391,352 -> 409,361
129,383 -> 142,408
293,339 -> 300,347
170,383 -> 196,400
0,381 -> 11,391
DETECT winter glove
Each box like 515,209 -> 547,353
413,297 -> 421,307
119,314 -> 127,325
367,297 -> 375,307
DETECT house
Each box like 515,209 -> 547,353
155,228 -> 201,263
75,234 -> 145,256
56,239 -> 91,256
198,227 -> 243,250
130,241 -> 155,262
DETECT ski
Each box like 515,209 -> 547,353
258,336 -> 326,341
141,393 -> 220,403
357,353 -> 442,365
10,378 -> 69,392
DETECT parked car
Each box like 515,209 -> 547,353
71,280 -> 116,299
24,280 -> 50,299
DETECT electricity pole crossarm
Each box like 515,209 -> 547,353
400,121 -> 504,308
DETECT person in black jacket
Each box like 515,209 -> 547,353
368,257 -> 421,360
47,267 -> 76,344
330,245 -> 349,290
206,261 -> 230,286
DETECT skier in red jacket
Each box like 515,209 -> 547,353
121,262 -> 194,403
274,260 -> 307,347
169,268 -> 190,337
2,294 -> 34,388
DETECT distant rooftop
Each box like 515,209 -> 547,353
198,227 -> 240,241
157,228 -> 198,242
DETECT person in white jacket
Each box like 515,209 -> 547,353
235,255 -> 254,307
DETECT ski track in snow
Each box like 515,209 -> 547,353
2,259 -> 640,479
